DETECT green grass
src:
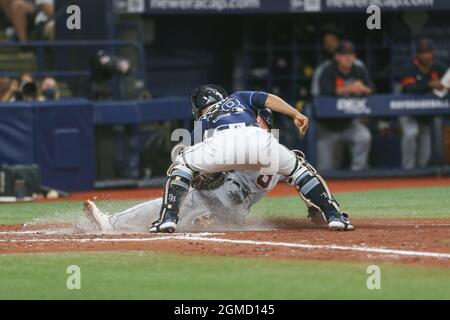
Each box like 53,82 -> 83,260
1,186 -> 449,225
0,251 -> 448,299
252,186 -> 450,219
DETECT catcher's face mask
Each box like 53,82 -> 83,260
258,108 -> 273,130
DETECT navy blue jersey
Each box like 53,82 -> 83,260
199,91 -> 268,132
401,60 -> 447,94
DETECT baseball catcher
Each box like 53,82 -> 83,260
148,85 -> 352,233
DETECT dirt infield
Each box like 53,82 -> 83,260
1,218 -> 449,267
2,177 -> 449,268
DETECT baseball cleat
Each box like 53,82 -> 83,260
83,200 -> 113,232
327,212 -> 354,231
149,210 -> 178,233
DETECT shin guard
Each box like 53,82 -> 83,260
151,164 -> 193,232
288,151 -> 341,221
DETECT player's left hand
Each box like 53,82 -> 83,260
294,113 -> 308,136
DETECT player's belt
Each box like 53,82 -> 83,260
205,123 -> 258,139
215,123 -> 258,132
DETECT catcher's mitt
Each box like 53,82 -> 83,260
192,172 -> 226,190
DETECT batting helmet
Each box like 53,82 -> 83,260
191,84 -> 228,119
258,108 -> 273,130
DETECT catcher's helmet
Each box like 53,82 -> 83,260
191,84 -> 228,119
258,108 -> 273,130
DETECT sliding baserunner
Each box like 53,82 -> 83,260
82,108 -> 329,232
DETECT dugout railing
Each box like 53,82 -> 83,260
306,94 -> 450,178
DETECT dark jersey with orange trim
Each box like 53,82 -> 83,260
318,62 -> 374,130
401,60 -> 446,94
319,62 -> 374,97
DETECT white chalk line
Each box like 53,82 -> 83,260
0,233 -> 449,260
0,231 -> 41,235
326,223 -> 450,229
0,230 -> 223,236
178,236 -> 450,259
0,230 -> 70,236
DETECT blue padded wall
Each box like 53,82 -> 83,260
0,103 -> 35,165
34,99 -> 95,191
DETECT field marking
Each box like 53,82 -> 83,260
0,233 -> 449,259
365,224 -> 450,227
0,231 -> 41,235
0,230 -> 68,235
0,230 -> 73,236
177,236 -> 450,259
0,230 -> 224,237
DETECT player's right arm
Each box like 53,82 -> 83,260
235,90 -> 308,135
264,94 -> 308,136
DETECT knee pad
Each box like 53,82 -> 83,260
288,150 -> 318,191
167,163 -> 193,191
288,150 -> 340,216
171,143 -> 198,173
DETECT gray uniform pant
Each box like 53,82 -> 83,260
109,191 -> 210,232
108,180 -> 250,232
316,119 -> 372,171
399,116 -> 431,170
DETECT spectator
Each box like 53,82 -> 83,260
21,81 -> 37,101
1,78 -> 20,101
311,32 -> 366,97
323,31 -> 340,60
0,0 -> 34,41
0,77 -> 10,101
400,38 -> 448,170
34,0 -> 54,40
38,77 -> 59,100
0,0 -> 54,41
13,73 -> 37,101
316,40 -> 374,171
20,72 -> 34,84
0,73 -> 44,102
